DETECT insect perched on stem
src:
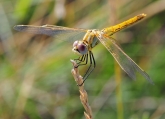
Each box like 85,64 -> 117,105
14,13 -> 154,86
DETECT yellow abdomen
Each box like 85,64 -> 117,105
102,13 -> 146,36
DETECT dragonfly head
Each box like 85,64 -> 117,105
72,40 -> 88,55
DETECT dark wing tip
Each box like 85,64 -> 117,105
13,25 -> 27,31
147,77 -> 155,85
141,70 -> 154,85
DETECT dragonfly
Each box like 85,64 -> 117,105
14,13 -> 154,85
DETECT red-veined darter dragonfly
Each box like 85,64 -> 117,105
14,13 -> 154,85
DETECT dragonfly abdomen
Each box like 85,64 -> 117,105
102,13 -> 146,36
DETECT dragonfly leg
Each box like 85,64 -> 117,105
74,55 -> 85,63
78,54 -> 88,65
74,54 -> 88,68
78,51 -> 96,86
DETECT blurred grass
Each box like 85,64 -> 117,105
0,0 -> 165,119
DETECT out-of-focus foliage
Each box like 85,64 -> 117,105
0,0 -> 165,119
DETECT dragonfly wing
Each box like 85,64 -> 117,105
96,34 -> 153,84
14,25 -> 87,42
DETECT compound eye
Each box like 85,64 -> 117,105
73,41 -> 78,47
77,44 -> 87,54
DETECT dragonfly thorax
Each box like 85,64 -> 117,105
72,40 -> 88,55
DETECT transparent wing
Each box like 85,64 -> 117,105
96,33 -> 153,84
14,25 -> 87,42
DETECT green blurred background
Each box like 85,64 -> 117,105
0,0 -> 165,119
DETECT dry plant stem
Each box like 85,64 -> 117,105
71,60 -> 93,119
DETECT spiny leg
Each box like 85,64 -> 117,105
77,54 -> 88,66
79,51 -> 96,86
74,55 -> 85,63
83,51 -> 96,80
74,54 -> 88,68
